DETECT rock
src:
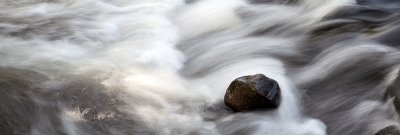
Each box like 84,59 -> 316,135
375,125 -> 400,135
224,74 -> 281,112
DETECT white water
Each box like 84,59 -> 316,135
2,0 -> 397,134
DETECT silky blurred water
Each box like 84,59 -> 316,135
0,0 -> 399,135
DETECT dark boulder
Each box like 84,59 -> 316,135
375,125 -> 400,135
224,74 -> 281,112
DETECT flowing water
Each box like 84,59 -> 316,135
0,0 -> 400,135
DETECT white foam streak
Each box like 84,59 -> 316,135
0,0 -> 365,134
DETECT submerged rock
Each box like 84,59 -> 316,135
375,125 -> 400,135
224,74 -> 281,112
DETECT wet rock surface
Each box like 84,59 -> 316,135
375,125 -> 400,135
224,74 -> 281,112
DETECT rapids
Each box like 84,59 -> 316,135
0,0 -> 399,135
